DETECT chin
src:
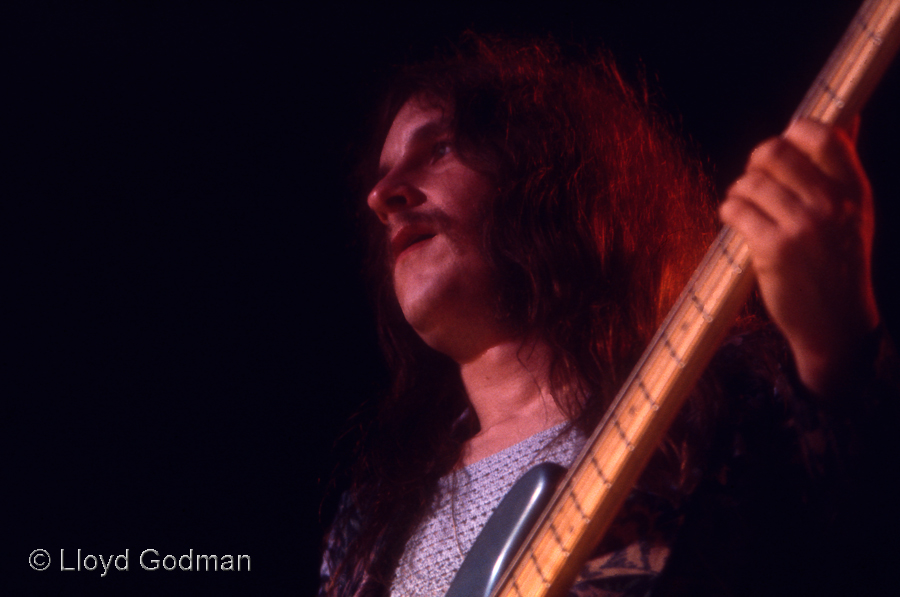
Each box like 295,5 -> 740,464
397,293 -> 443,342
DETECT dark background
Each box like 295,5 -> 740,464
8,1 -> 899,594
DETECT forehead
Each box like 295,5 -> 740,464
378,99 -> 451,169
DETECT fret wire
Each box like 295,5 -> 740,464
690,292 -> 713,322
855,5 -> 876,41
691,247 -> 729,303
613,419 -> 634,451
819,79 -> 846,109
872,2 -> 900,46
548,521 -> 571,555
528,551 -> 551,588
589,453 -> 613,487
638,380 -> 659,411
689,236 -> 720,292
662,336 -> 685,368
512,579 -> 524,597
868,0 -> 893,37
859,0 -> 887,43
569,491 -> 589,522
719,241 -> 742,274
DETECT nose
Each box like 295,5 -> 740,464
366,171 -> 426,224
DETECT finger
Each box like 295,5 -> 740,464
745,135 -> 839,218
781,118 -> 861,186
726,167 -> 808,229
719,193 -> 779,256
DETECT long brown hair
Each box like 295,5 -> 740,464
323,33 -> 719,597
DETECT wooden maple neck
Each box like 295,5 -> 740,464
492,3 -> 900,597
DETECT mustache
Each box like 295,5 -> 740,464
383,210 -> 475,263
388,210 -> 452,235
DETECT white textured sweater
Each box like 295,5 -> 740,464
390,423 -> 585,597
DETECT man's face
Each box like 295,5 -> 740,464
367,98 -> 506,361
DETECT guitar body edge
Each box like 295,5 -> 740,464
445,462 -> 566,597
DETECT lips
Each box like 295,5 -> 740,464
390,223 -> 437,262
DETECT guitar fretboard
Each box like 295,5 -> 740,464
493,2 -> 900,597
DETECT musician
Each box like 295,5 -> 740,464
319,35 -> 895,597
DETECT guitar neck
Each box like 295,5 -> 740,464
492,3 -> 900,597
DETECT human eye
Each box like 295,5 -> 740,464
431,140 -> 452,161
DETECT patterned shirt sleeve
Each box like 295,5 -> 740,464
318,492 -> 363,597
